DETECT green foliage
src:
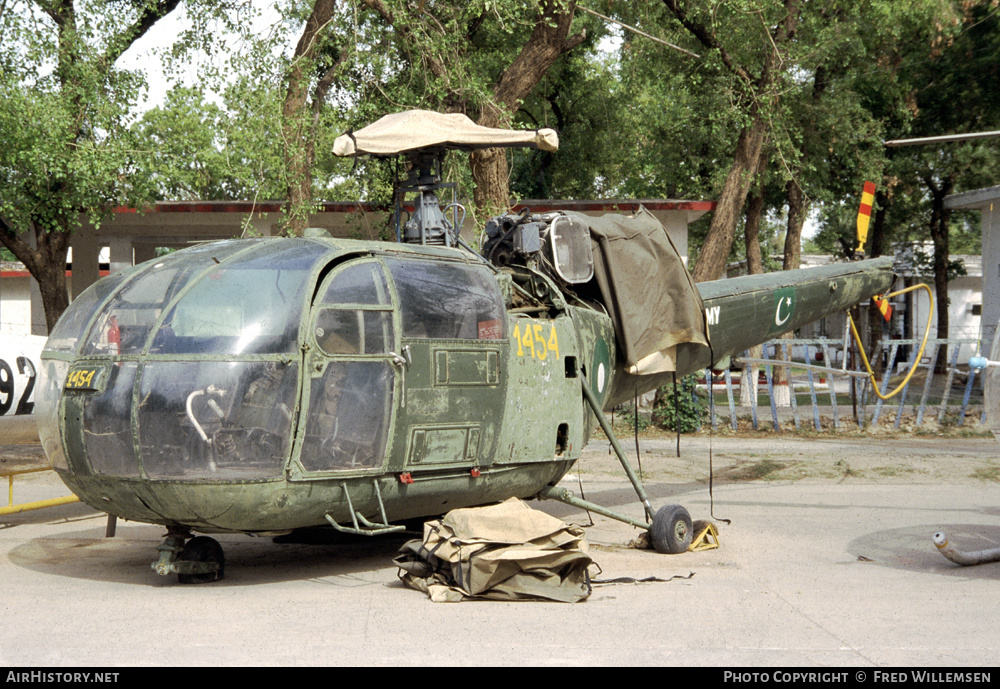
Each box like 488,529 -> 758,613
651,375 -> 705,433
613,407 -> 651,434
131,87 -> 256,201
0,0 -> 251,235
900,243 -> 969,282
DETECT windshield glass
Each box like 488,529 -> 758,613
152,241 -> 327,355
137,360 -> 298,479
81,242 -> 253,356
299,361 -> 393,472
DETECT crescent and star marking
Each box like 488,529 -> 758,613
775,296 -> 793,326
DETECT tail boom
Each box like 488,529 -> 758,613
603,258 -> 895,408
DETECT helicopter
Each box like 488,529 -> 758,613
35,110 -> 896,583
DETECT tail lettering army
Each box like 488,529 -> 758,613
705,305 -> 721,327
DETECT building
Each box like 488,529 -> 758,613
945,185 -> 1000,353
1,198 -> 713,337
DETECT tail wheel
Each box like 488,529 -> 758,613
650,504 -> 693,554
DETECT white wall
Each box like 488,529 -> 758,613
0,275 -> 32,337
907,270 -> 982,364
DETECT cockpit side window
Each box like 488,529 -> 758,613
314,261 -> 394,356
319,261 -> 389,306
386,259 -> 505,340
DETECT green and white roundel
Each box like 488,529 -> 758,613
591,337 -> 611,403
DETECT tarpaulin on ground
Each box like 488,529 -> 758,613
394,498 -> 594,603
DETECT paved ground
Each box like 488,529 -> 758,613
1,432 -> 998,667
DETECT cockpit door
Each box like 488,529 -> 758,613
384,258 -> 508,472
293,259 -> 398,476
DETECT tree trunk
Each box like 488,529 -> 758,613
470,0 -> 585,212
470,147 -> 512,214
691,119 -> 767,282
866,188 -> 889,376
36,248 -> 71,332
927,179 -> 952,373
739,163 -> 767,407
665,0 -> 800,283
282,0 -> 338,237
0,217 -> 71,332
783,180 -> 806,272
743,186 -> 766,277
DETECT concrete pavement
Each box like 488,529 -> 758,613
1,436 -> 997,667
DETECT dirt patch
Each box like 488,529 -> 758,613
578,432 -> 1000,485
0,445 -> 50,474
711,459 -> 793,482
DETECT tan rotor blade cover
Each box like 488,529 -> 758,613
333,110 -> 559,157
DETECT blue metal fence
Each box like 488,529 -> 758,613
700,337 -> 985,432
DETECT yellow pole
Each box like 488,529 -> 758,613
0,494 -> 80,516
1,467 -> 80,515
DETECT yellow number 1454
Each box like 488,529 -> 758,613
512,322 -> 559,360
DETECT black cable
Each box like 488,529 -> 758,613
634,383 -> 642,481
706,368 -> 731,526
673,372 -> 680,457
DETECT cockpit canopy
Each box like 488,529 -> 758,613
37,238 -> 507,484
47,239 -> 322,357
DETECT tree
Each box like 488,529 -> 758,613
0,0 -> 235,330
659,0 -> 802,282
281,0 -> 343,235
893,3 -> 1000,362
132,87 -> 252,201
350,0 -> 587,214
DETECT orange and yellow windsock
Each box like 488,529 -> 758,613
873,295 -> 892,322
856,181 -> 876,254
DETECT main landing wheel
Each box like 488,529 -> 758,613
177,536 -> 226,584
650,504 -> 693,554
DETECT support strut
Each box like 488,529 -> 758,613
579,377 -> 656,522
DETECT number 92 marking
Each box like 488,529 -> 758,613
0,357 -> 36,416
512,322 -> 560,361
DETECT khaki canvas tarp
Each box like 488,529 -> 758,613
568,207 -> 710,375
333,110 -> 559,157
394,498 -> 593,603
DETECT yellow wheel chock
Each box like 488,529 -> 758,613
688,520 -> 720,552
